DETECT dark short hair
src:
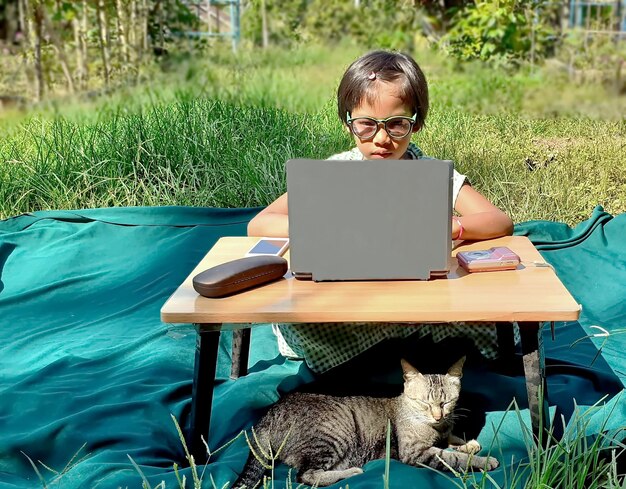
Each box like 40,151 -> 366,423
337,50 -> 429,129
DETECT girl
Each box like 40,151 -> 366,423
247,50 -> 514,374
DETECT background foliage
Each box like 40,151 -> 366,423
242,0 -> 421,51
240,0 -> 563,64
0,1 -> 625,223
0,0 -> 199,101
1,42 -> 624,223
1,0 -> 625,102
442,0 -> 560,65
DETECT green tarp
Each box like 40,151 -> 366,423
0,205 -> 625,488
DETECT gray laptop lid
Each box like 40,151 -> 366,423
286,158 -> 453,281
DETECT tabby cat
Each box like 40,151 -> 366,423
233,357 -> 498,488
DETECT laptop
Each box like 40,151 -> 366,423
286,158 -> 453,281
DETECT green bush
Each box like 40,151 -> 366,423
557,29 -> 626,74
242,0 -> 420,51
442,0 -> 558,65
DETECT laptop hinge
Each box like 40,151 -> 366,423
429,270 -> 450,279
293,272 -> 313,280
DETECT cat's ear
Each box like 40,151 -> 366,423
401,358 -> 422,381
447,356 -> 466,378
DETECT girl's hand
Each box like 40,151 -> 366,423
453,184 -> 513,240
248,192 -> 289,237
452,216 -> 463,240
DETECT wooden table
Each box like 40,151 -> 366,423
161,236 -> 581,461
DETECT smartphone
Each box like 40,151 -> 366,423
457,247 -> 520,272
245,238 -> 289,257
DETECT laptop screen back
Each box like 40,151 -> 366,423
286,158 -> 453,281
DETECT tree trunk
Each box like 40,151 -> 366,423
73,17 -> 83,87
614,0 -> 621,35
81,0 -> 89,86
18,0 -> 28,37
104,0 -> 111,49
23,0 -> 33,47
21,0 -> 34,97
207,0 -> 212,34
128,0 -> 141,80
32,0 -> 44,101
142,0 -> 149,52
156,0 -> 164,50
115,0 -> 130,63
42,8 -> 75,93
3,3 -> 16,43
129,0 -> 137,58
96,0 -> 111,87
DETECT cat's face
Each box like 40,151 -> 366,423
400,357 -> 465,424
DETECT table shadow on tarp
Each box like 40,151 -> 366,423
0,205 -> 625,488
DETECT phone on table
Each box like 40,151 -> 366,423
457,247 -> 520,272
245,238 -> 290,257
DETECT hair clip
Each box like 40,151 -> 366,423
368,71 -> 376,80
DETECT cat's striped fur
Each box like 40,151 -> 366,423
233,357 -> 498,488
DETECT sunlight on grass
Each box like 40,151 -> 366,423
0,44 -> 624,223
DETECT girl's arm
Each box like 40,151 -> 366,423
452,184 -> 514,240
247,192 -> 289,237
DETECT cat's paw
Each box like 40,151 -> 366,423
300,467 -> 363,486
483,456 -> 499,471
467,454 -> 499,472
343,467 -> 364,478
456,439 -> 481,454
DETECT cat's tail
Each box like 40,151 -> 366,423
231,451 -> 266,489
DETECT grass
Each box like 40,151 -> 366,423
20,395 -> 626,488
0,43 -> 358,131
0,97 -> 346,214
21,443 -> 90,489
120,398 -> 625,489
1,42 -> 625,223
433,396 -> 626,489
2,43 -> 625,223
1,93 -> 624,224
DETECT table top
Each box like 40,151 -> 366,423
161,236 -> 581,325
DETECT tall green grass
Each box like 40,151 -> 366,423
422,111 -> 626,224
122,399 -> 625,489
1,44 -> 625,222
0,97 -> 346,215
429,396 -> 626,489
1,92 -> 623,224
23,394 -> 626,488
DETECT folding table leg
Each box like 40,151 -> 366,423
495,322 -> 517,374
190,325 -> 221,463
519,321 -> 550,444
231,328 -> 251,379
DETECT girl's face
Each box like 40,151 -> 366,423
349,81 -> 419,160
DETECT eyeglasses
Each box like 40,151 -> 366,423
346,112 -> 417,140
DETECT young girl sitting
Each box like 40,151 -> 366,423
247,50 -> 514,374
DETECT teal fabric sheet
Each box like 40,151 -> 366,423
0,205 -> 625,488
